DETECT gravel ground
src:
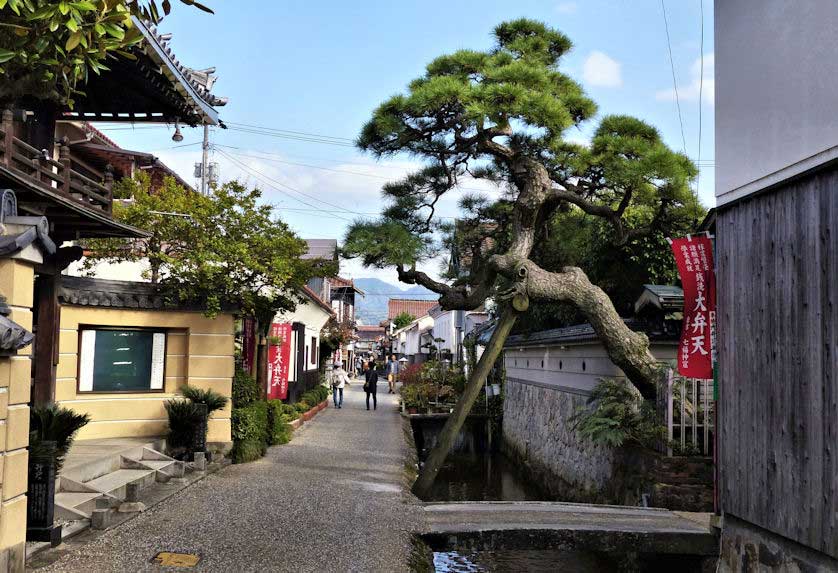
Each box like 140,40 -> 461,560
34,383 -> 423,572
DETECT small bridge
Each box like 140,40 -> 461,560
420,501 -> 718,557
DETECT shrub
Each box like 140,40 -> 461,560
294,401 -> 310,414
281,403 -> 300,421
266,400 -> 295,445
165,399 -> 204,460
230,401 -> 269,463
232,368 -> 260,408
181,386 -> 229,413
570,378 -> 665,449
400,363 -> 423,386
301,387 -> 328,408
29,405 -> 90,472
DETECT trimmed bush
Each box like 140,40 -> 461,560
230,401 -> 269,463
232,368 -> 260,408
280,403 -> 300,421
300,386 -> 329,409
293,401 -> 310,414
267,400 -> 294,445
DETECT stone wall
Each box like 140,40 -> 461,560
719,515 -> 838,572
502,378 -> 642,504
502,378 -> 713,510
0,257 -> 35,573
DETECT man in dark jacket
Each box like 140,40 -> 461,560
363,361 -> 378,411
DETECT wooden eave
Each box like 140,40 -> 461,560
1,166 -> 148,241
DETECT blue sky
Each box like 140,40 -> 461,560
98,0 -> 714,281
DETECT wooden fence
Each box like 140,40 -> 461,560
657,369 -> 714,457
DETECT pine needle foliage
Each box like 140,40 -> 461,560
343,18 -> 701,398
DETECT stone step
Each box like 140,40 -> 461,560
54,492 -> 101,520
85,469 -> 156,500
138,460 -> 175,472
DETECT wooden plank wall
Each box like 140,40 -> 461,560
717,167 -> 838,558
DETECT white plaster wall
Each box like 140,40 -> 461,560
716,0 -> 838,204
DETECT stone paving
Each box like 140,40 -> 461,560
32,382 -> 422,572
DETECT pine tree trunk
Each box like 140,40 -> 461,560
412,307 -> 519,498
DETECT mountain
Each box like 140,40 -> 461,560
353,278 -> 437,325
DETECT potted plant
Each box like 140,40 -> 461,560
27,405 -> 90,545
400,384 -> 420,415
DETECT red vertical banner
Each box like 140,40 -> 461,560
241,317 -> 256,375
670,235 -> 716,379
267,323 -> 292,400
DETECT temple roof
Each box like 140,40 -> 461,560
64,18 -> 227,126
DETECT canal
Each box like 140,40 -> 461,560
409,414 -> 712,572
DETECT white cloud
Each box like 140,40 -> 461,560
555,2 -> 577,14
582,51 -> 622,88
655,53 -> 714,106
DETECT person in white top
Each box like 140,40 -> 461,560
331,363 -> 349,409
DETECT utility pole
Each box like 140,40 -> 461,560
200,124 -> 209,195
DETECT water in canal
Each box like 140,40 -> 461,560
432,548 -> 619,572
410,415 -> 547,502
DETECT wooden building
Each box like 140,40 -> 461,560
0,17 -> 226,568
715,1 -> 838,569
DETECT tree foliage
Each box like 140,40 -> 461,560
343,19 -> 700,398
83,175 -> 332,321
0,0 -> 211,106
392,311 -> 416,329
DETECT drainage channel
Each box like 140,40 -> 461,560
409,415 -> 715,572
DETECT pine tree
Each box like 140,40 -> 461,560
342,19 -> 699,495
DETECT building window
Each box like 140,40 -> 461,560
311,336 -> 317,365
79,328 -> 166,393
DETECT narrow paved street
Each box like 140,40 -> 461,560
36,383 -> 422,572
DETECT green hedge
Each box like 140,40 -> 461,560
301,386 -> 329,408
231,386 -> 330,462
266,400 -> 300,445
232,368 -> 261,408
230,401 -> 268,463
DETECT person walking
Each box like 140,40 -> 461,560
363,360 -> 378,411
331,363 -> 348,409
387,354 -> 399,394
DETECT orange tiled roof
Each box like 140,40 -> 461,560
387,299 -> 437,320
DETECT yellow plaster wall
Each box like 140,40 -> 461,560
57,306 -> 234,445
0,258 -> 34,557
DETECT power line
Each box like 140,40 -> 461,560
225,126 -> 356,148
660,0 -> 687,155
223,121 -> 355,143
216,146 -> 496,196
216,146 -> 463,220
215,148 -> 355,221
215,146 -> 399,180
